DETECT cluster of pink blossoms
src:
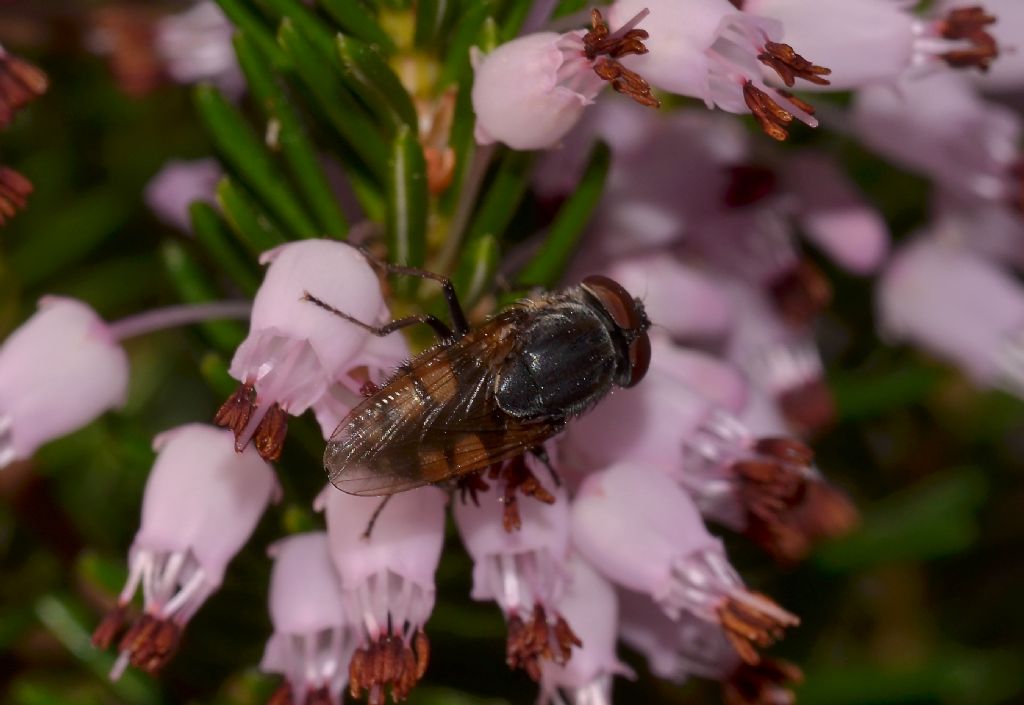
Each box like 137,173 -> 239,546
2,1 -> 1024,704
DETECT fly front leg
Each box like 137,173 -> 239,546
302,291 -> 454,342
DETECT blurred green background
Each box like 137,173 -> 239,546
1,2 -> 1024,705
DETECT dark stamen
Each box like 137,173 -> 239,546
939,6 -> 999,72
758,42 -> 831,87
0,50 -> 48,129
724,657 -> 804,705
718,594 -> 798,666
505,605 -> 581,681
742,82 -> 793,142
349,630 -> 429,704
253,403 -> 288,462
214,383 -> 256,439
0,167 -> 32,225
491,456 -> 556,533
767,259 -> 833,326
582,8 -> 661,108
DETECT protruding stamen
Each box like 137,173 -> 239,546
758,42 -> 831,87
724,657 -> 804,705
767,259 -> 833,326
717,594 -> 799,665
506,605 -> 582,681
457,470 -> 490,507
582,8 -> 661,109
92,604 -> 129,650
490,456 -> 556,533
253,403 -> 288,462
349,630 -> 429,704
214,383 -> 256,439
938,6 -> 999,71
117,614 -> 183,675
0,166 -> 32,225
0,49 -> 48,129
742,82 -> 793,142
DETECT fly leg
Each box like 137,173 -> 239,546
529,446 -> 562,488
302,292 -> 454,341
355,246 -> 470,338
362,495 -> 393,539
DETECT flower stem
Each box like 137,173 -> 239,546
107,301 -> 252,341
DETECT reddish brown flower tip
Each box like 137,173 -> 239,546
0,50 -> 48,129
0,167 -> 33,226
92,604 -> 130,650
718,593 -> 799,666
584,8 -> 661,108
939,6 -> 999,72
758,42 -> 832,88
724,165 -> 779,208
724,657 -> 804,705
768,259 -> 834,327
506,605 -> 581,681
349,630 -> 430,705
116,613 -> 183,675
253,402 -> 288,462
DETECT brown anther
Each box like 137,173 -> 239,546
793,480 -> 860,544
117,614 -> 182,675
717,594 -> 798,665
0,167 -> 32,225
253,403 -> 288,461
91,604 -> 129,650
493,456 -> 556,533
938,6 -> 999,72
583,9 -> 661,109
214,383 -> 256,438
758,42 -> 831,88
724,657 -> 804,705
778,379 -> 837,437
0,50 -> 48,129
267,681 -> 293,705
742,82 -> 792,142
505,605 -> 580,681
767,259 -> 833,326
457,471 -> 490,507
348,632 -> 427,704
724,165 -> 779,208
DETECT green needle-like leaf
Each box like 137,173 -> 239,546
160,241 -> 247,353
235,32 -> 348,237
336,34 -> 418,134
278,19 -> 389,182
194,84 -> 319,237
189,202 -> 261,295
452,232 -> 499,307
517,141 -> 610,287
498,0 -> 535,40
215,0 -> 290,67
465,149 -> 535,243
258,0 -> 335,53
386,125 -> 428,281
318,0 -> 397,52
438,1 -> 495,88
216,176 -> 288,255
414,0 -> 452,48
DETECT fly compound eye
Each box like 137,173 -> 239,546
625,332 -> 651,387
581,275 -> 645,331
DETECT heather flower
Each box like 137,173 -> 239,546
851,71 -> 1021,209
155,1 -> 244,99
215,240 -> 407,461
0,43 -> 48,128
571,463 -> 799,663
144,158 -> 223,232
742,0 -> 998,90
946,0 -> 1024,91
608,0 -> 830,140
618,589 -> 803,704
454,460 -> 580,680
472,9 -> 658,150
537,555 -> 631,705
316,485 -> 446,705
261,532 -> 354,705
0,297 -> 129,469
92,424 -> 279,678
878,234 -> 1024,396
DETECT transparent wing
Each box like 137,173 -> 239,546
324,310 -> 558,496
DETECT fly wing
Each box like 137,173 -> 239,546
324,309 -> 559,496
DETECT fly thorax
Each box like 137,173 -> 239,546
494,302 -> 618,420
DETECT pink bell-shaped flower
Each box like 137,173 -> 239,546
878,234 -> 1024,396
538,554 -> 632,705
619,589 -> 803,704
571,463 -> 799,664
472,9 -> 659,149
216,240 -> 408,462
261,532 -> 355,705
316,485 -> 446,705
144,157 -> 223,232
92,424 -> 279,678
743,0 -> 997,90
609,0 -> 830,140
155,1 -> 245,99
454,460 -> 580,680
0,297 -> 129,469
